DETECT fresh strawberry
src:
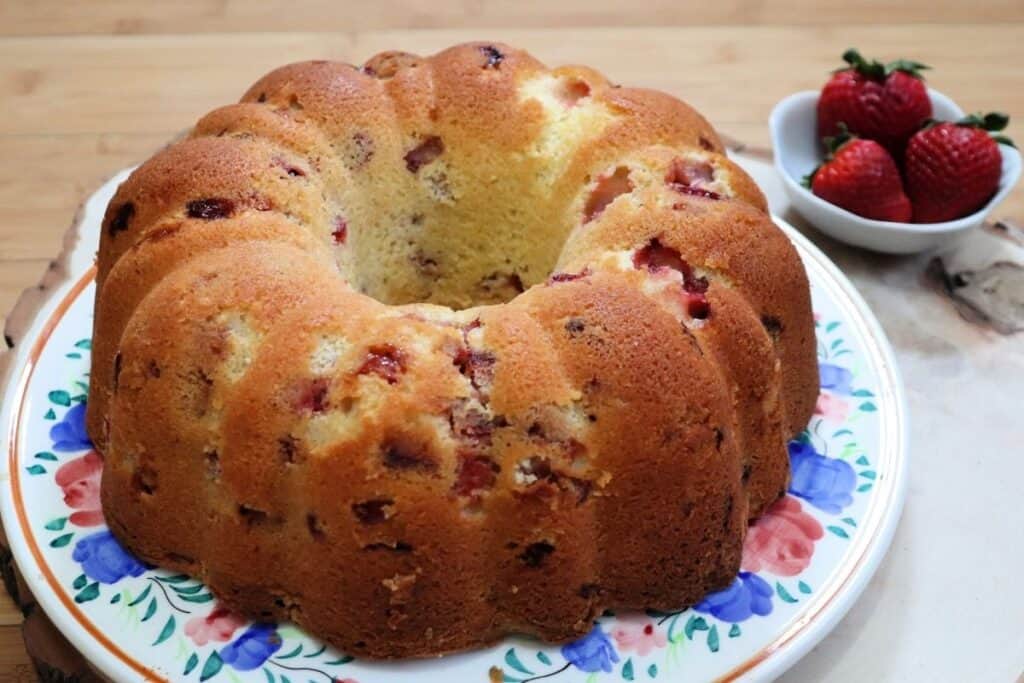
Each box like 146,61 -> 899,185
905,113 -> 1013,223
817,49 -> 932,155
808,130 -> 912,222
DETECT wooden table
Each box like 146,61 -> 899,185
1,2 -> 1022,680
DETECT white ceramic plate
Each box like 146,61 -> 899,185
0,171 -> 908,683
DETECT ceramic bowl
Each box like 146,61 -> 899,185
769,89 -> 1022,254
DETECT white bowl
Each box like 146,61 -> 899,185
769,89 -> 1022,254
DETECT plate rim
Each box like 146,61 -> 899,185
0,195 -> 909,683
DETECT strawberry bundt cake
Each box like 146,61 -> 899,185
86,43 -> 818,659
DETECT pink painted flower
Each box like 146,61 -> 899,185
609,615 -> 667,656
814,392 -> 849,423
54,451 -> 104,527
185,606 -> 246,646
741,495 -> 823,576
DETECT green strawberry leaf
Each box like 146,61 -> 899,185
884,59 -> 930,79
983,112 -> 1010,131
841,48 -> 885,80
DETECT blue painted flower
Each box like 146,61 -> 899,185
693,572 -> 773,622
788,440 -> 856,514
220,624 -> 283,671
72,531 -> 147,584
819,363 -> 853,395
49,402 -> 93,452
561,624 -> 619,673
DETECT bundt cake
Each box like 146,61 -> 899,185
86,42 -> 819,659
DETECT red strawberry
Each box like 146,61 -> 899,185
817,49 -> 932,155
905,113 -> 1012,223
808,131 -> 912,222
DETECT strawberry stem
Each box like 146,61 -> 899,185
839,49 -> 929,80
884,58 -> 930,79
821,122 -> 855,156
840,48 -> 885,80
956,112 -> 1015,146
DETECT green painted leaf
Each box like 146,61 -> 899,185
855,455 -> 870,466
171,583 -> 206,595
502,675 -> 522,683
35,451 -> 57,461
324,655 -> 354,665
622,657 -> 635,680
66,352 -> 82,359
303,645 -> 326,658
833,349 -> 853,357
851,388 -> 874,397
832,428 -> 853,437
184,652 -> 199,676
75,582 -> 100,603
280,676 -> 291,683
44,517 -> 67,531
159,574 -> 190,584
666,613 -> 684,643
26,465 -> 47,475
504,648 -> 534,675
776,582 -> 798,603
825,321 -> 840,332
44,408 -> 56,420
110,593 -> 121,604
48,390 -> 71,406
128,583 -> 152,606
827,525 -> 850,539
860,470 -> 877,480
262,668 -> 275,683
71,394 -> 87,403
684,615 -> 709,640
858,401 -> 877,412
728,623 -> 741,638
842,517 -> 857,527
74,380 -> 89,392
536,651 -> 552,665
857,483 -> 873,492
73,574 -> 87,590
707,624 -> 720,653
798,581 -> 812,594
180,592 -> 215,604
153,615 -> 176,646
278,644 -> 303,659
830,339 -> 843,350
50,533 -> 73,548
75,339 -> 92,349
199,651 -> 223,681
647,664 -> 658,678
141,596 -> 158,622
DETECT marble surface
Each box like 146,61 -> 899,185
737,156 -> 1024,682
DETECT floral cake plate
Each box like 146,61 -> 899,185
0,168 -> 908,683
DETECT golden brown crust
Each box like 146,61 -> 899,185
90,42 -> 818,659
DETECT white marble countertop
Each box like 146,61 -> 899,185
737,156 -> 1024,682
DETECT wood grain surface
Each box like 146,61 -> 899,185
0,2 -> 1022,680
